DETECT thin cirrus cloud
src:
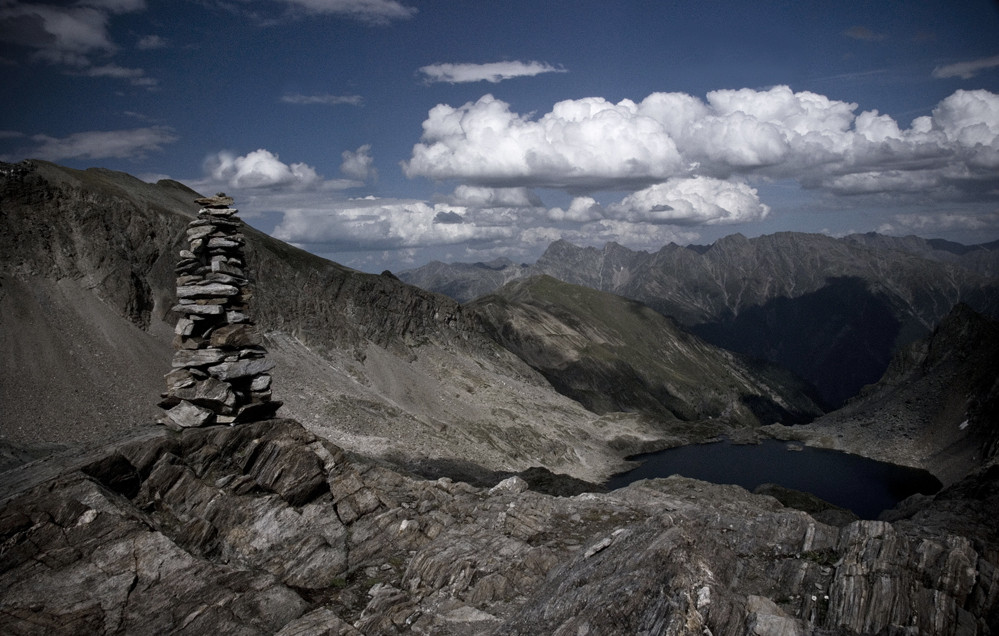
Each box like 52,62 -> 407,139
136,34 -> 166,50
275,0 -> 416,23
418,61 -> 567,84
842,26 -> 886,41
403,87 -> 999,203
280,93 -> 364,106
4,126 -> 178,161
933,55 -> 999,80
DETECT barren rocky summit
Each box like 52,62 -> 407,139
3,418 -> 998,634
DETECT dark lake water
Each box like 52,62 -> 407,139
605,439 -> 942,519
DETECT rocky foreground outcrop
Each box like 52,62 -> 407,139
2,418 -> 997,635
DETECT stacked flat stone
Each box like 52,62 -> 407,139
158,194 -> 281,429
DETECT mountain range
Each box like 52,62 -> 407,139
2,159 -> 999,634
402,233 -> 999,408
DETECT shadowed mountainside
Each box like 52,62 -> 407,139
468,275 -> 822,426
780,303 -> 999,485
401,233 -> 999,408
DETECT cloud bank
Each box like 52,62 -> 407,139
404,87 -> 999,203
200,87 -> 999,272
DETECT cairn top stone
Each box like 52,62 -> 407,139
194,193 -> 235,209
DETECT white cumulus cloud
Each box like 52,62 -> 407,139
404,93 -> 685,188
449,185 -> 542,208
418,61 -> 566,84
206,149 -> 322,189
404,87 -> 999,202
548,197 -> 605,223
608,177 -> 770,225
272,197 -> 515,252
340,144 -> 376,181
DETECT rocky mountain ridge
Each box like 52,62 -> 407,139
0,160 -> 661,483
3,159 -> 999,632
401,233 -> 999,408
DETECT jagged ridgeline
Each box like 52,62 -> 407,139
403,235 -> 999,409
158,193 -> 281,428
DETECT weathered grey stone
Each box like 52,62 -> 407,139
208,358 -> 275,381
172,377 -> 237,411
195,193 -> 235,208
210,323 -> 261,348
226,310 -> 248,323
489,475 -> 529,495
207,237 -> 242,249
171,347 -> 226,368
161,400 -> 213,428
275,608 -> 362,636
185,225 -> 214,241
250,374 -> 272,392
171,303 -> 223,315
2,419 -> 998,635
174,317 -> 196,336
176,283 -> 239,298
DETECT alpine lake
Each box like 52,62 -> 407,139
605,438 -> 942,519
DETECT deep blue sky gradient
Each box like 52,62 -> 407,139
2,0 -> 998,271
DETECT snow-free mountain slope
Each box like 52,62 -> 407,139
469,274 -> 821,425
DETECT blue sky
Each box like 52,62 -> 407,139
2,0 -> 998,272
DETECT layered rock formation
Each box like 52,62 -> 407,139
158,195 -> 280,428
1,418 -> 997,634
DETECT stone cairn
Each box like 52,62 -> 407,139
158,194 -> 281,429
